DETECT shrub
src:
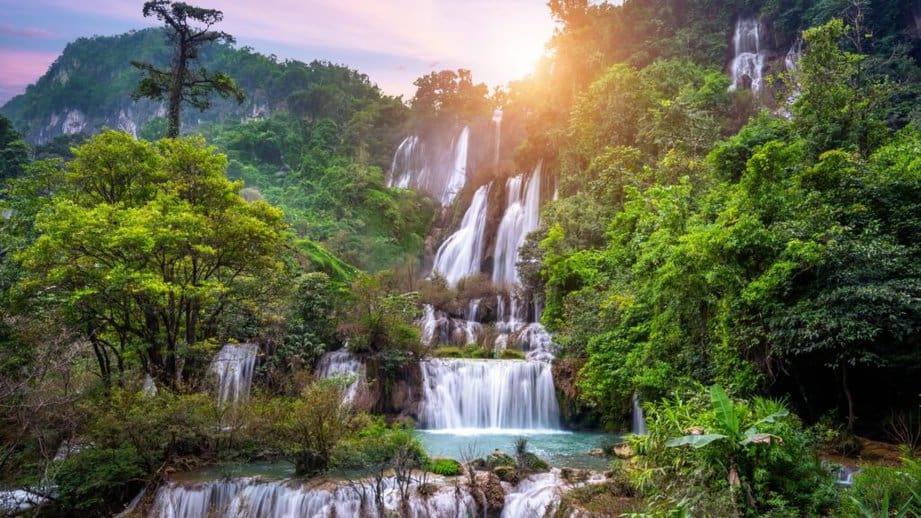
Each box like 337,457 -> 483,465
428,457 -> 462,476
52,446 -> 146,514
841,456 -> 921,517
631,385 -> 837,517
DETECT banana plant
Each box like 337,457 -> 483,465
665,384 -> 789,517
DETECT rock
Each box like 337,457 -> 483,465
482,473 -> 506,513
485,450 -> 515,469
613,442 -> 634,459
561,467 -> 590,483
493,465 -> 520,484
588,448 -> 606,456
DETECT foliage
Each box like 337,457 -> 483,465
842,456 -> 921,517
272,378 -> 354,476
426,457 -> 462,477
632,385 -> 837,517
0,115 -> 29,182
12,131 -> 288,385
51,446 -> 147,514
132,0 -> 244,137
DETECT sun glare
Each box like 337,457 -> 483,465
502,30 -> 548,79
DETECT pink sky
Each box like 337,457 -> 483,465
0,0 -> 558,104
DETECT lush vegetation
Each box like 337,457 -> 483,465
2,0 -> 921,515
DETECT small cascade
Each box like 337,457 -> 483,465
729,17 -> 767,92
143,374 -> 157,396
149,476 -> 477,518
386,127 -> 470,206
631,393 -> 647,435
431,183 -> 491,286
420,359 -> 560,431
464,299 -> 482,345
492,108 -> 503,164
315,349 -> 365,404
492,162 -> 542,287
210,343 -> 258,406
782,38 -> 804,108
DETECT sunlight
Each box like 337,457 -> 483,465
500,29 -> 548,79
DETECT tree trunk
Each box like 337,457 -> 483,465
166,37 -> 187,138
841,361 -> 856,432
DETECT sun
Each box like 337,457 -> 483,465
502,31 -> 548,79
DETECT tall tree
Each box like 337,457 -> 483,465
131,1 -> 244,138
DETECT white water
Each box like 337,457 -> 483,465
210,343 -> 258,405
431,183 -> 491,286
632,393 -> 647,435
387,127 -> 470,206
143,374 -> 157,396
149,475 -> 477,518
729,17 -> 766,92
315,349 -> 365,404
420,359 -> 560,431
0,490 -> 47,513
492,162 -> 542,287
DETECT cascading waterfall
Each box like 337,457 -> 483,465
420,359 -> 560,431
148,476 -> 477,518
386,127 -> 470,206
492,162 -> 542,287
210,343 -> 258,405
388,135 -> 419,189
315,349 -> 365,404
431,183 -> 491,285
729,17 -> 766,92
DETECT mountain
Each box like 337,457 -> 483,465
0,28 -> 395,146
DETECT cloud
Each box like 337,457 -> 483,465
0,24 -> 58,39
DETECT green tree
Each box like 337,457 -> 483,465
132,1 -> 244,137
0,115 -> 29,183
14,131 -> 286,386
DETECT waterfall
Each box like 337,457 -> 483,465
315,349 -> 365,404
388,135 -> 419,189
210,343 -> 258,405
387,127 -> 470,206
441,126 -> 470,206
149,476 -> 477,518
143,374 -> 157,396
492,108 -> 503,164
431,183 -> 491,286
631,393 -> 647,435
729,17 -> 766,92
492,162 -> 542,287
420,359 -> 560,431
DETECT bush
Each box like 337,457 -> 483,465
841,456 -> 921,517
52,446 -> 146,514
428,457 -> 462,476
631,385 -> 837,517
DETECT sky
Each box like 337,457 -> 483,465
0,0 -> 558,105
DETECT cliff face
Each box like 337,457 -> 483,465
2,28 -> 286,145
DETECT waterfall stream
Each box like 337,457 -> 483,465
315,349 -> 365,404
210,343 -> 258,406
431,183 -> 491,286
729,17 -> 766,92
420,359 -> 560,432
492,162 -> 542,287
387,127 -> 470,206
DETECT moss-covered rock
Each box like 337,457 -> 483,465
493,465 -> 520,484
484,450 -> 515,469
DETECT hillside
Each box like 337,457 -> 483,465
0,28 -> 400,150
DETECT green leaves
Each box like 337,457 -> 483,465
665,433 -> 727,448
710,384 -> 739,436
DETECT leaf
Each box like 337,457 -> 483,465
710,384 -> 739,436
740,433 -> 783,446
666,434 -> 727,448
752,410 -> 789,427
